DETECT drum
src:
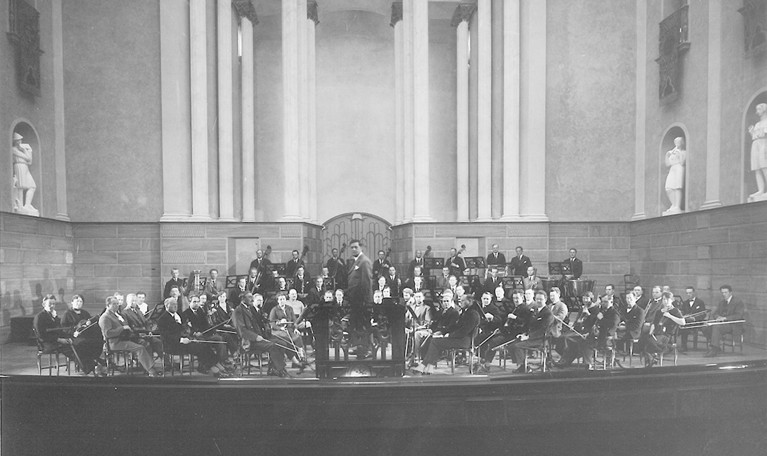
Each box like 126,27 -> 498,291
540,278 -> 559,293
566,279 -> 594,298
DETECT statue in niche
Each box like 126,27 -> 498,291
11,132 -> 39,216
662,136 -> 686,215
748,103 -> 767,203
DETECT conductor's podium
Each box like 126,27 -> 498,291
311,299 -> 406,379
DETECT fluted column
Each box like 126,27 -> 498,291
190,0 -> 210,220
452,4 -> 474,222
632,0 -> 647,220
239,8 -> 257,222
297,0 -> 309,219
519,0 -> 547,221
475,0 -> 492,221
308,1 -> 319,223
701,0 -> 723,210
500,0 -> 521,220
411,0 -> 431,221
392,2 -> 405,225
403,0 -> 414,222
282,0 -> 301,219
217,0 -> 235,221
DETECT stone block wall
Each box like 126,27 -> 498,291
0,213 -> 74,340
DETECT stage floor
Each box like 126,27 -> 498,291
2,339 -> 765,378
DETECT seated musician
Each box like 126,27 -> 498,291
375,275 -> 388,295
435,267 -> 451,291
678,286 -> 706,352
202,268 -> 223,302
414,290 -> 459,364
293,266 -> 310,297
603,284 -> 624,316
641,286 -> 664,338
641,291 -> 685,366
557,295 -> 621,370
232,292 -> 291,377
209,290 -> 238,356
307,276 -> 326,305
483,267 -> 503,296
182,294 -> 232,372
156,297 -> 224,376
522,267 -> 541,290
471,292 -> 507,369
453,284 -> 466,305
553,292 -> 601,367
269,292 -> 309,372
506,290 -> 555,373
98,296 -> 160,377
476,290 -> 529,372
703,285 -> 746,358
523,288 -> 535,306
616,292 -> 645,353
60,294 -> 107,376
385,266 -> 402,297
406,291 -> 432,367
228,277 -> 248,309
494,285 -> 510,308
135,291 -> 150,317
123,292 -> 163,358
401,287 -> 414,308
404,267 -> 428,295
31,295 -> 82,376
547,287 -> 569,355
411,295 -> 480,375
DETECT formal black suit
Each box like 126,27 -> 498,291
678,297 -> 706,350
325,256 -> 347,288
231,303 -> 286,370
285,258 -> 305,278
293,274 -> 310,295
385,274 -> 401,297
408,257 -> 426,278
163,277 -> 185,299
249,257 -> 272,273
404,277 -> 429,295
708,296 -> 746,349
508,255 -> 532,276
157,310 -> 217,369
422,307 -> 480,365
563,257 -> 583,279
372,258 -> 391,278
307,284 -> 326,305
33,309 -> 77,370
228,286 -> 247,308
486,252 -> 507,268
509,305 -> 555,364
446,255 -> 466,277
482,276 -> 504,296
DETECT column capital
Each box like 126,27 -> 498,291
233,0 -> 258,25
308,1 -> 320,25
451,3 -> 477,27
390,2 -> 402,27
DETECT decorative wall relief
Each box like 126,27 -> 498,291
739,0 -> 767,56
656,4 -> 690,100
7,0 -> 43,97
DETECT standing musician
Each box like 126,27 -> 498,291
156,297 -> 224,376
203,268 -> 223,302
269,292 -> 309,372
641,291 -> 685,366
522,267 -> 541,291
163,267 -> 186,299
408,250 -> 426,279
285,249 -> 305,278
486,244 -> 507,271
406,291 -> 433,367
703,285 -> 746,358
59,295 -> 106,376
446,248 -> 467,278
232,292 -> 291,378
182,294 -> 231,371
99,296 -> 160,377
411,295 -> 480,375
249,249 -> 272,273
372,250 -> 391,279
506,290 -> 555,374
384,266 -> 402,298
563,248 -> 583,280
123,292 -> 163,359
678,286 -> 706,352
326,247 -> 347,290
508,246 -> 532,277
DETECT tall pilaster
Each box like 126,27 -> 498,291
217,0 -> 235,221
297,0 -> 309,219
282,0 -> 301,220
410,0 -> 431,221
519,0 -> 547,221
490,0 -> 504,219
500,0 -> 521,221
475,0 -> 492,221
190,0 -> 210,220
403,0 -> 415,222
52,0 -> 68,221
236,1 -> 258,222
701,0 -> 723,210
392,2 -> 405,225
308,1 -> 319,223
452,4 -> 474,222
632,0 -> 647,220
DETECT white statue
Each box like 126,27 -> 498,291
11,132 -> 39,216
748,103 -> 767,203
662,136 -> 686,215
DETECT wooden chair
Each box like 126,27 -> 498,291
447,326 -> 479,374
240,349 -> 269,375
33,329 -> 71,376
103,342 -> 136,376
523,337 -> 551,373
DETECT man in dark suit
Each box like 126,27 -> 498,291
508,290 -> 555,373
633,285 -> 650,310
182,294 -> 229,367
641,286 -> 664,340
446,248 -> 466,278
508,246 -> 532,277
404,267 -> 429,295
163,267 -> 186,299
33,294 -> 78,369
293,266 -> 310,296
563,248 -> 583,279
486,244 -> 507,270
347,239 -> 374,357
157,297 -> 222,375
285,249 -> 305,278
482,266 -> 504,296
203,268 -> 223,302
372,250 -> 391,279
307,276 -> 326,305
408,250 -> 426,278
678,286 -> 706,352
245,267 -> 263,295
617,292 -> 645,352
384,266 -> 402,297
249,249 -> 272,273
704,285 -> 746,357
228,276 -> 248,308
326,248 -> 347,289
232,292 -> 290,377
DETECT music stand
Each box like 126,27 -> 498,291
548,262 -> 571,276
225,275 -> 239,288
424,258 -> 444,270
273,263 -> 287,276
465,257 -> 486,269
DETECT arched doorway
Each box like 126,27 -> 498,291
321,212 -> 391,265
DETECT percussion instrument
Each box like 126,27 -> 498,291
540,278 -> 559,293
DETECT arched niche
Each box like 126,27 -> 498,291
659,124 -> 688,215
742,89 -> 767,202
9,120 -> 42,216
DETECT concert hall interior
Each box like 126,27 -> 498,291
2,0 -> 767,455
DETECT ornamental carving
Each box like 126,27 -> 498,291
233,0 -> 258,25
7,0 -> 43,96
390,2 -> 402,27
739,0 -> 767,55
656,5 -> 690,100
450,3 -> 477,27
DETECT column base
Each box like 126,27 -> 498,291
189,214 -> 212,222
282,215 -> 305,222
474,217 -> 494,222
217,217 -> 238,222
498,215 -> 523,222
54,213 -> 70,222
520,214 -> 549,222
411,215 -> 434,223
160,213 -> 193,222
699,200 -> 722,210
